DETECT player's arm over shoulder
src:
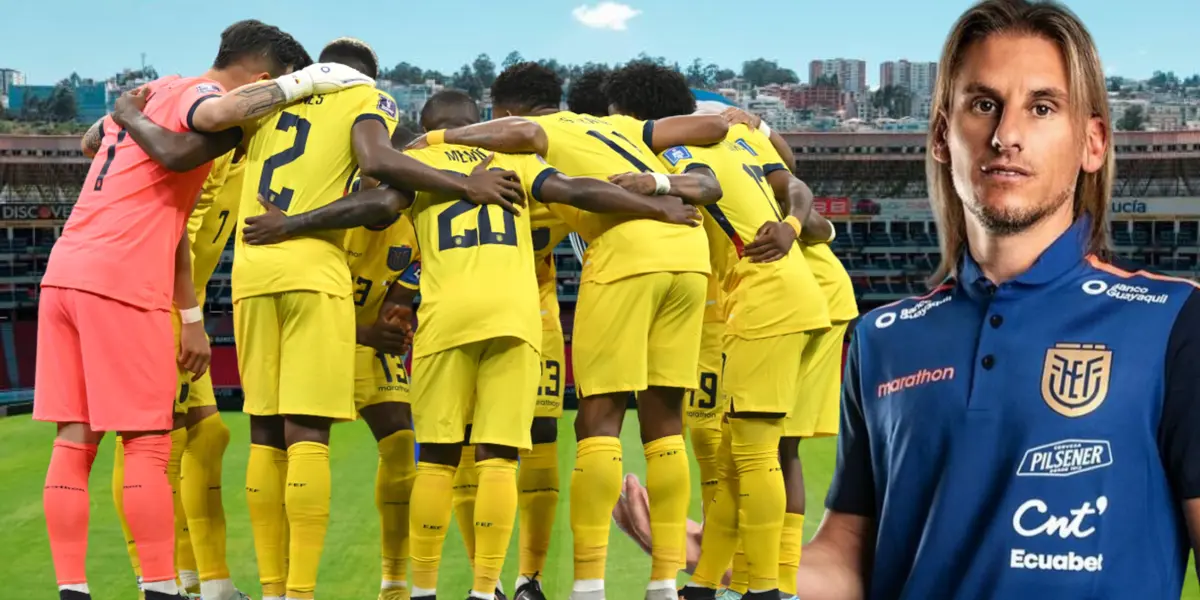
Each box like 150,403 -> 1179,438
632,113 -> 729,153
530,154 -> 702,226
442,116 -> 549,156
112,85 -> 242,172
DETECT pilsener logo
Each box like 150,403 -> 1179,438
876,367 -> 955,398
1017,440 -> 1112,477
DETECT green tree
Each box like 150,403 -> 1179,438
472,54 -> 497,91
1116,104 -> 1146,131
740,58 -> 798,86
872,85 -> 912,118
501,51 -> 525,71
47,80 -> 78,122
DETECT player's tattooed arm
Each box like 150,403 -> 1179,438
608,167 -> 722,205
80,117 -> 105,158
644,115 -> 729,153
188,81 -> 287,133
442,117 -> 550,156
111,88 -> 241,171
539,172 -> 702,227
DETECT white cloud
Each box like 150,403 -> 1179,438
572,2 -> 642,31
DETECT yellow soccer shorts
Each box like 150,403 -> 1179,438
722,330 -> 814,415
234,291 -> 356,421
572,271 -> 706,397
536,327 -> 566,419
411,336 -> 539,450
684,320 -> 726,430
784,321 -> 850,438
353,344 -> 409,413
171,308 -> 217,415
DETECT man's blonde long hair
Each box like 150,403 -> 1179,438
926,0 -> 1115,284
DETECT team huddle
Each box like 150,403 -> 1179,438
34,18 -> 856,600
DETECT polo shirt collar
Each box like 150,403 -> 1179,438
958,215 -> 1091,297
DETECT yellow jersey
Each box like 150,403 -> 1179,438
531,202 -> 572,333
404,143 -> 552,358
736,130 -> 859,322
659,124 -> 829,339
233,86 -> 400,300
529,111 -> 709,284
345,212 -> 421,328
186,148 -> 245,306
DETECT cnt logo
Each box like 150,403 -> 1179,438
1009,496 -> 1107,573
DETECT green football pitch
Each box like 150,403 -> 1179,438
2,411 -> 1197,599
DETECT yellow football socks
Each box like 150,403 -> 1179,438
181,414 -> 232,583
246,444 -> 288,599
409,462 -> 456,592
112,436 -> 142,578
690,425 -> 738,590
644,435 -> 690,581
729,417 -> 785,592
168,427 -> 198,589
689,427 -> 723,515
472,458 -> 519,594
570,436 -> 623,582
518,441 -> 559,577
730,547 -> 750,595
452,445 -> 479,562
284,441 -> 331,600
376,430 -> 416,590
779,513 -> 805,596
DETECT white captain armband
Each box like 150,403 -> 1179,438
180,306 -> 203,324
758,120 -> 772,138
650,172 -> 671,195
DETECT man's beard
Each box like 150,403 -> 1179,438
965,186 -> 1074,236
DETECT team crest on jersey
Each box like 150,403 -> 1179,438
377,94 -> 398,118
1041,343 -> 1112,418
195,83 -> 221,94
388,246 -> 413,272
663,146 -> 692,166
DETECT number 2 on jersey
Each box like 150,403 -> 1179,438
257,112 -> 311,211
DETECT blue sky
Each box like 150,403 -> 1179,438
3,0 -> 1196,86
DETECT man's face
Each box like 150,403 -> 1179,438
940,33 -> 1101,235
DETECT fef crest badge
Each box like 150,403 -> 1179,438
387,246 -> 413,272
1041,343 -> 1112,418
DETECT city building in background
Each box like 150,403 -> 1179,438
0,130 -> 1197,400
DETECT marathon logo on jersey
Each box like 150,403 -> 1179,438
377,94 -> 398,118
1042,343 -> 1112,418
663,146 -> 692,166
195,83 -> 221,95
1010,496 -> 1107,572
1080,279 -> 1169,304
388,246 -> 413,272
873,294 -> 952,329
876,366 -> 955,399
1017,439 -> 1112,477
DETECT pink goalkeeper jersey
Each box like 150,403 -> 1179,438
41,75 -> 227,311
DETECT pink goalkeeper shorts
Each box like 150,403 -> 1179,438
33,286 -> 175,432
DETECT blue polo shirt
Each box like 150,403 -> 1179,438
828,217 -> 1200,599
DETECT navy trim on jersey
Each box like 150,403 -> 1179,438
683,162 -> 713,174
642,120 -> 656,150
762,162 -> 787,175
530,168 -> 559,203
186,94 -> 221,131
353,113 -> 387,128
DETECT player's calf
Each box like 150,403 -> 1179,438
636,386 -> 691,597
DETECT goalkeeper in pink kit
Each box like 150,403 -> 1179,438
33,19 -> 375,600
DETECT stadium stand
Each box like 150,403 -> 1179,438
2,130 -> 1199,407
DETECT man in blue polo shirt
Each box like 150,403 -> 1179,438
612,1 -> 1200,599
805,1 -> 1200,599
